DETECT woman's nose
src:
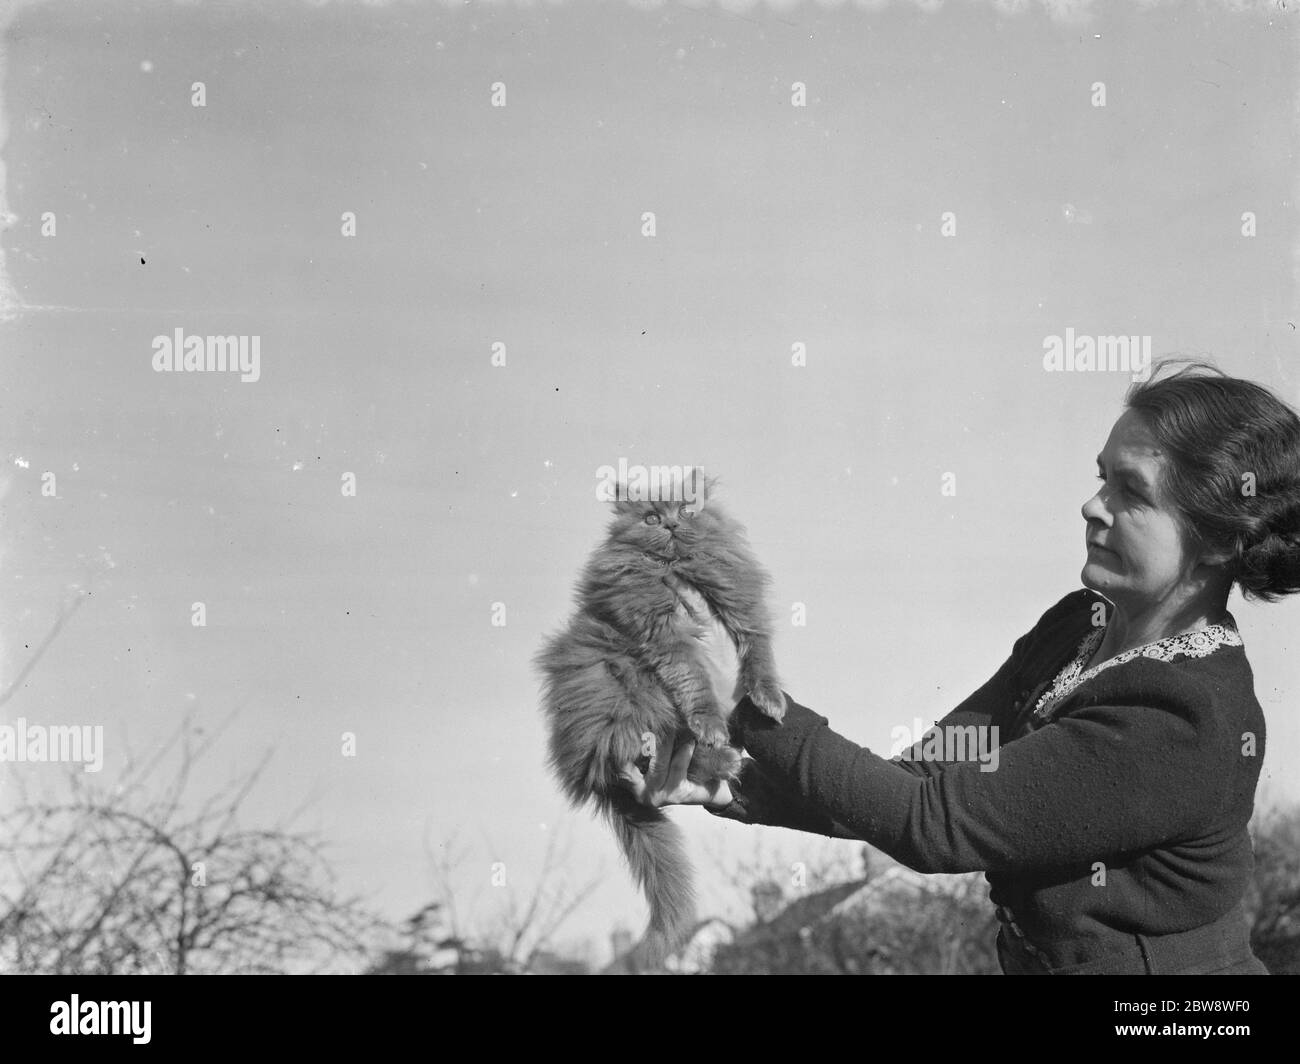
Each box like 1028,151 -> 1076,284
1081,490 -> 1109,525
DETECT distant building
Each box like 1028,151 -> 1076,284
366,903 -> 589,974
725,878 -> 873,954
368,949 -> 425,976
366,937 -> 513,975
715,862 -> 993,974
527,950 -> 591,975
600,918 -> 738,975
663,917 -> 735,974
598,850 -> 987,975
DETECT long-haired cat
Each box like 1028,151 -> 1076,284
535,477 -> 785,969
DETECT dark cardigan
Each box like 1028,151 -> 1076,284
708,588 -> 1267,970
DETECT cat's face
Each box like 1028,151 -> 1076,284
609,497 -> 719,561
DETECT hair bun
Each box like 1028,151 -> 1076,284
1238,528 -> 1300,601
1125,360 -> 1300,603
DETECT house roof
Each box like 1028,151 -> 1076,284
599,864 -> 987,973
599,916 -> 739,975
730,865 -> 984,949
729,878 -> 871,949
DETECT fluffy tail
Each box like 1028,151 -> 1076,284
604,788 -> 696,971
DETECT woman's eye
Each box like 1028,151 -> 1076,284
644,513 -> 660,526
1095,474 -> 1140,502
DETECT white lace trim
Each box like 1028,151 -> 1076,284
1032,622 -> 1243,719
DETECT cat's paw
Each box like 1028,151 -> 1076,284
688,743 -> 742,783
746,678 -> 786,722
688,715 -> 731,749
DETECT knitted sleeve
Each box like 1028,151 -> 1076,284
724,662 -> 1229,874
706,756 -> 860,839
703,641 -> 1026,831
704,650 -> 1025,834
708,590 -> 1080,836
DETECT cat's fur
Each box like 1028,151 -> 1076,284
535,480 -> 785,969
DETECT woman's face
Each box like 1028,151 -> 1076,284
1080,409 -> 1207,614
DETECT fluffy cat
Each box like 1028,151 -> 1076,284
535,479 -> 785,969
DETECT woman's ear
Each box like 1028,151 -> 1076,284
1193,540 -> 1236,574
1183,522 -> 1234,571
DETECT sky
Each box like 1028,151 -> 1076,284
1,0 -> 1298,968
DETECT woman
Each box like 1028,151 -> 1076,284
621,361 -> 1300,975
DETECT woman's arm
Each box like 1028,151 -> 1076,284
705,605 -> 1043,825
705,756 -> 861,839
702,592 -> 1092,833
726,662 -> 1230,874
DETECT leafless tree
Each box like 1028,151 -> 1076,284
411,821 -> 603,973
0,709 -> 386,975
0,547 -> 390,974
491,824 -> 604,970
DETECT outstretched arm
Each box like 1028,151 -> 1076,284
724,672 -> 1229,874
704,591 -> 1102,839
701,610 -> 1037,829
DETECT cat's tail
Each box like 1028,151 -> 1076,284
603,788 -> 696,971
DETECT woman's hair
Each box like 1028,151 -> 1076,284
1125,359 -> 1300,602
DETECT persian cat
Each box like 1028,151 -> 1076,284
535,480 -> 785,968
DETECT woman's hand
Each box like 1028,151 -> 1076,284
619,732 -> 735,809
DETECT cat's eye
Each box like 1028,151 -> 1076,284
680,508 -> 695,518
644,513 -> 661,526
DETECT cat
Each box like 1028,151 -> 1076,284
535,477 -> 785,969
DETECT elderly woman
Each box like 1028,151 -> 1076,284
622,361 -> 1299,975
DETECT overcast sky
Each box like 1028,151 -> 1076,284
1,0 -> 1298,966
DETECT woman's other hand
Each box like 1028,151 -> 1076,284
619,731 -> 735,809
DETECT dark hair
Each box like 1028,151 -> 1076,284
1125,359 -> 1300,602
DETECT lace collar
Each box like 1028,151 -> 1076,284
1032,620 -> 1243,719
